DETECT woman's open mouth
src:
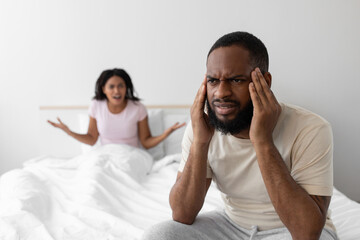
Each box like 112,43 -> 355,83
113,95 -> 122,100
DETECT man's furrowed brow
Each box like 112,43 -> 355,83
206,75 -> 218,80
228,74 -> 247,79
206,74 -> 248,79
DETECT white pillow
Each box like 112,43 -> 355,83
145,109 -> 165,160
77,113 -> 101,153
163,113 -> 190,155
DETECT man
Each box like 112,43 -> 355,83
143,32 -> 338,240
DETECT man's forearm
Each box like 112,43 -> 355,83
254,142 -> 327,240
169,143 -> 210,224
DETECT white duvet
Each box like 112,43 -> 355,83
0,144 -> 221,240
0,144 -> 359,240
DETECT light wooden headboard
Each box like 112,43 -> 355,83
38,104 -> 191,158
39,105 -> 191,110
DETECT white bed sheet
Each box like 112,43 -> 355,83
0,144 -> 359,240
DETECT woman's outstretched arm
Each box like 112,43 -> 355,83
48,116 -> 99,145
138,116 -> 185,149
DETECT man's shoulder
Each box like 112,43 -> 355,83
280,102 -> 330,127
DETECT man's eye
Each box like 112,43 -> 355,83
207,79 -> 218,84
232,79 -> 245,83
231,79 -> 246,85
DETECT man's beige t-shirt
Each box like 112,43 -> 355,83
179,103 -> 335,232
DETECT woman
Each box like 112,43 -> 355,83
48,68 -> 185,149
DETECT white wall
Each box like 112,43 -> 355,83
1,0 -> 359,201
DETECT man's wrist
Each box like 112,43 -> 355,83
253,140 -> 276,153
192,140 -> 210,149
191,141 -> 210,156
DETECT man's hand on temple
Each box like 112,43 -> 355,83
249,67 -> 281,146
191,77 -> 214,146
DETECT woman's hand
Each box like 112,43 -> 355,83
164,122 -> 186,136
47,117 -> 71,135
48,116 -> 98,145
138,118 -> 185,149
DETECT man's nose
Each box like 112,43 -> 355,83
215,80 -> 232,99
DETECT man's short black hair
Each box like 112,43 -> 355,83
207,31 -> 269,72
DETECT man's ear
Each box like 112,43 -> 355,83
264,72 -> 272,88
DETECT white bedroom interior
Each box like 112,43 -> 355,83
0,0 -> 359,205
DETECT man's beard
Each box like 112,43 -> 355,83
206,99 -> 253,135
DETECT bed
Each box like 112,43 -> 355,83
0,107 -> 359,240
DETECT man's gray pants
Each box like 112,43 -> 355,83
141,210 -> 338,240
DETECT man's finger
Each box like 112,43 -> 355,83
249,82 -> 263,111
252,68 -> 271,106
256,68 -> 273,101
192,77 -> 207,112
255,68 -> 280,107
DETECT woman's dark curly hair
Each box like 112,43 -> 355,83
93,68 -> 140,101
